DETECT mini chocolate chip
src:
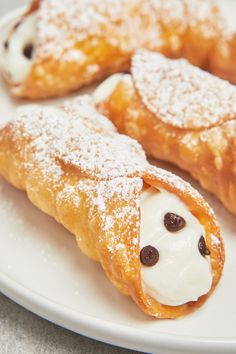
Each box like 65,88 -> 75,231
4,41 -> 9,50
23,44 -> 34,59
140,245 -> 159,267
198,236 -> 210,257
164,212 -> 186,232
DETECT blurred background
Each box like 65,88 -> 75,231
1,0 -> 26,15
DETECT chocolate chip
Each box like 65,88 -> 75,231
198,236 -> 210,257
164,212 -> 186,232
23,44 -> 34,59
140,245 -> 159,267
4,41 -> 9,50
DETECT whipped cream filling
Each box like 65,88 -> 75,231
1,13 -> 37,83
140,187 -> 212,306
93,73 -> 125,104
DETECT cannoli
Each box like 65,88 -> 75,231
0,0 -> 224,99
0,95 -> 224,318
95,49 -> 236,215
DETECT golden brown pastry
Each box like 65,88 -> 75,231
1,0 -> 224,99
209,31 -> 236,84
0,95 -> 224,318
95,50 -> 236,215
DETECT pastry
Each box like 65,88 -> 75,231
95,50 -> 236,215
0,0 -> 224,99
0,95 -> 224,318
209,31 -> 236,84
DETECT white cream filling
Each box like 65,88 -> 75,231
1,13 -> 37,83
93,73 -> 125,104
140,187 -> 212,306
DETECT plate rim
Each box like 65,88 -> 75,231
1,271 -> 236,354
0,6 -> 236,354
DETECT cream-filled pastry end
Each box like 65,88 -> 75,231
1,13 -> 37,84
93,73 -> 125,104
140,187 -> 212,307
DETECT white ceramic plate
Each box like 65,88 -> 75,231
0,4 -> 236,354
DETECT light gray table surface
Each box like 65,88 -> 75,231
0,1 -> 142,353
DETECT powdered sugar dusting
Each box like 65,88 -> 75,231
0,94 -> 221,272
35,0 -> 163,60
132,50 -> 236,130
77,177 -> 142,225
148,166 -> 201,199
14,96 -> 147,180
34,0 -> 221,62
146,165 -> 216,220
2,96 -> 147,248
151,0 -> 185,28
186,0 -> 224,38
31,0 -> 224,62
56,176 -> 143,256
